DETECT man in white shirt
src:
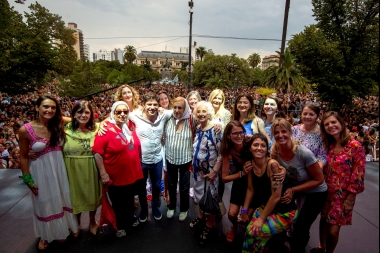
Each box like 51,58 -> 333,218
129,93 -> 172,222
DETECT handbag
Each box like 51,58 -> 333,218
218,197 -> 226,216
199,180 -> 220,214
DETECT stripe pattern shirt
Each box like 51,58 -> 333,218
165,115 -> 196,165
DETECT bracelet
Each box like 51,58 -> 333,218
240,171 -> 242,178
22,174 -> 35,187
241,207 -> 248,215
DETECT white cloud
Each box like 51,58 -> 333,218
10,0 -> 316,60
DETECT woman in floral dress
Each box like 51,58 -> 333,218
189,101 -> 222,245
312,111 -> 365,253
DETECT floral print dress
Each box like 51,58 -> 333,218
321,138 -> 365,226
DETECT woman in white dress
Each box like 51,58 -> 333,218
19,95 -> 78,250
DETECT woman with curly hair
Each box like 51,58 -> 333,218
114,84 -> 142,112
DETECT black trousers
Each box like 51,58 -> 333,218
108,183 -> 136,230
290,190 -> 328,253
167,161 -> 191,212
134,178 -> 149,216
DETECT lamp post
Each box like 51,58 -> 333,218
98,73 -> 102,91
279,0 -> 291,65
234,77 -> 238,98
187,0 -> 194,93
227,60 -> 238,99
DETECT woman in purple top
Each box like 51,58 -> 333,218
292,104 -> 327,169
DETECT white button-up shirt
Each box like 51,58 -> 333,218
129,110 -> 172,164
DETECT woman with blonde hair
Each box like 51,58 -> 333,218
114,84 -> 142,112
270,118 -> 327,253
208,89 -> 231,129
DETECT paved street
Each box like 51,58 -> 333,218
0,162 -> 378,253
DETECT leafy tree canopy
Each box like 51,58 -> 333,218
288,0 -> 379,109
192,54 -> 254,88
0,1 -> 78,94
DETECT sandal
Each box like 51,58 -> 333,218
310,247 -> 326,253
199,225 -> 212,245
189,217 -> 204,228
226,226 -> 236,243
90,223 -> 98,235
37,240 -> 48,250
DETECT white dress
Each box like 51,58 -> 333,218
24,123 -> 78,243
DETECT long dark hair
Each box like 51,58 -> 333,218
232,94 -> 257,123
71,101 -> 95,131
220,120 -> 254,162
320,111 -> 350,149
35,95 -> 65,147
259,96 -> 286,120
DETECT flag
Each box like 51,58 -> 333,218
172,74 -> 179,83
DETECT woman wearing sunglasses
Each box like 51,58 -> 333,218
92,101 -> 144,238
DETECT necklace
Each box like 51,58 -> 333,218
302,123 -> 318,134
232,149 -> 241,156
252,160 -> 267,175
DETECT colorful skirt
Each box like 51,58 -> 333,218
242,206 -> 298,253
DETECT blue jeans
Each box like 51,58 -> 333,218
141,160 -> 163,208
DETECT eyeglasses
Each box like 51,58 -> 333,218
230,131 -> 245,137
115,110 -> 129,115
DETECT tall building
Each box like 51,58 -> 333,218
67,22 -> 84,60
261,54 -> 280,70
83,44 -> 91,61
93,53 -> 97,62
111,48 -> 124,64
95,49 -> 112,61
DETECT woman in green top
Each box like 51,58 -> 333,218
63,101 -> 101,235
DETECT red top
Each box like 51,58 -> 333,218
92,121 -> 143,186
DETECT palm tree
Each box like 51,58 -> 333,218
195,46 -> 208,61
124,45 -> 137,63
203,75 -> 228,89
263,48 -> 308,93
247,53 -> 261,68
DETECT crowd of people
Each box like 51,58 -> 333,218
0,82 -> 377,252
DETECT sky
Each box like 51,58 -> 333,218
10,0 -> 317,60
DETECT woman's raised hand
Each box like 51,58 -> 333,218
98,122 -> 108,136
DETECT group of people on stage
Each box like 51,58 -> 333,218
17,84 -> 366,253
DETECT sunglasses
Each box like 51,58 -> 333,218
115,110 -> 129,115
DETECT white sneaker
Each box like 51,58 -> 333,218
167,209 -> 175,219
179,211 -> 188,221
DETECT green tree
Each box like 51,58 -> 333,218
195,46 -> 208,61
192,54 -> 253,88
250,68 -> 265,87
247,53 -> 261,68
0,1 -> 77,93
263,49 -> 308,93
106,69 -> 131,85
61,61 -> 97,97
288,0 -> 379,108
203,75 -> 227,89
124,45 -> 137,63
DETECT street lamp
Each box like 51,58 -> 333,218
227,60 -> 238,99
98,73 -> 102,91
279,0 -> 291,65
187,0 -> 194,93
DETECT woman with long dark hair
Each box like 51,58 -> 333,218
63,101 -> 101,235
19,95 -> 78,250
